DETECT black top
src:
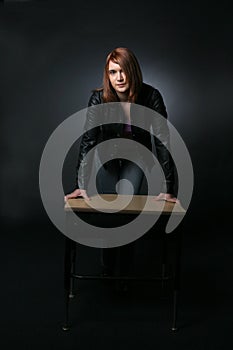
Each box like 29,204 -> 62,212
76,83 -> 176,194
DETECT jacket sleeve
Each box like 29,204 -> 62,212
150,89 -> 176,194
76,92 -> 101,189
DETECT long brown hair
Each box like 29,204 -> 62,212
99,47 -> 143,103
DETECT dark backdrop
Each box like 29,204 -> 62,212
0,0 -> 233,348
1,1 -> 232,230
0,0 -> 232,234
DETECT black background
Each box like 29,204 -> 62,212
0,0 -> 233,349
1,0 -> 233,224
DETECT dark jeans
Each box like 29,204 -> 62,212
96,159 -> 145,276
96,158 -> 145,195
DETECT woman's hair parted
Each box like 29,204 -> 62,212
99,47 -> 143,103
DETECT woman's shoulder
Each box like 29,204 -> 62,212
139,82 -> 163,104
88,88 -> 103,106
139,82 -> 167,117
141,82 -> 161,96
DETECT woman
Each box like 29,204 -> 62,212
65,47 -> 178,285
65,47 -> 178,202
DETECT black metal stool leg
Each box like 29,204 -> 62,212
62,290 -> 70,331
69,243 -> 76,299
161,232 -> 168,290
62,237 -> 74,331
171,290 -> 179,331
171,230 -> 182,332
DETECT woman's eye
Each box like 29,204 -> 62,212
109,70 -> 116,75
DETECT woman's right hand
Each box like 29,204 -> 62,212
64,189 -> 90,202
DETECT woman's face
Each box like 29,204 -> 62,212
108,60 -> 129,96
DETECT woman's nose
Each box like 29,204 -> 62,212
117,71 -> 123,81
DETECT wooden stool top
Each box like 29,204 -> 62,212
65,194 -> 186,215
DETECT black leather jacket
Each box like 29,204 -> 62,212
76,82 -> 175,194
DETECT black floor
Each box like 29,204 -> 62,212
1,215 -> 232,350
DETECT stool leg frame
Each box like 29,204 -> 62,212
161,232 -> 168,290
62,237 -> 76,331
171,229 -> 182,332
62,213 -> 184,332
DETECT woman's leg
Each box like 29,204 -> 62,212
117,159 -> 145,195
96,159 -> 120,194
96,160 -> 120,274
97,159 -> 146,280
115,160 -> 146,280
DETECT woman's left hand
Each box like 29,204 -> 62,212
153,193 -> 180,204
